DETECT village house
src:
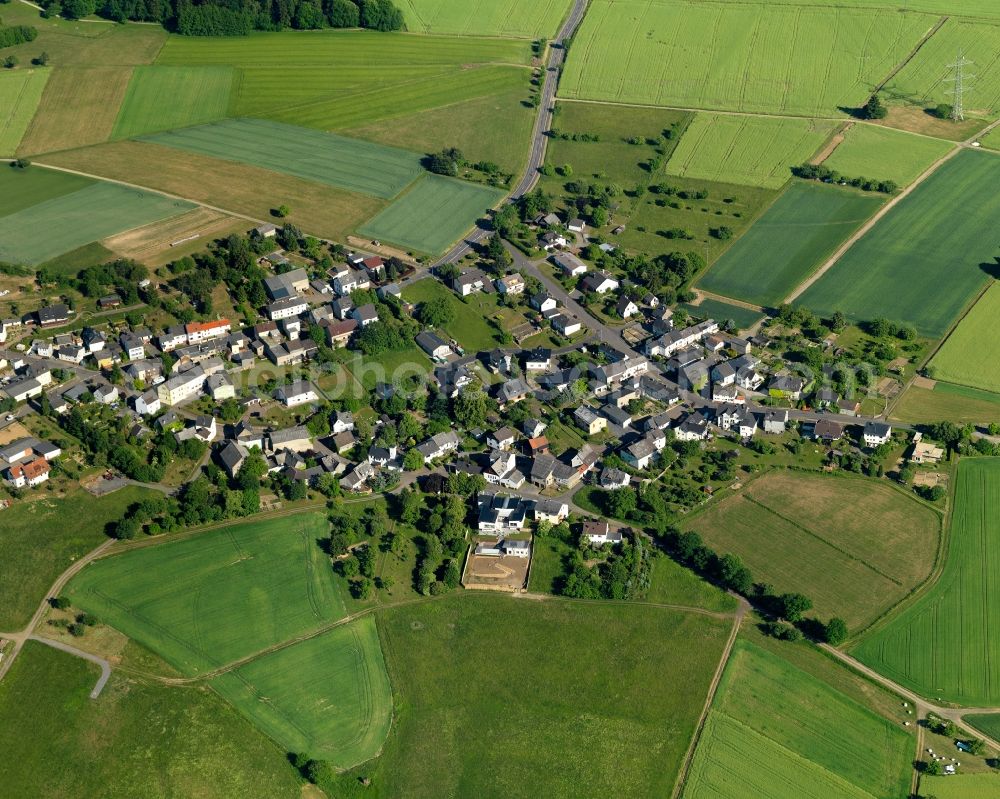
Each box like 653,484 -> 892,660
580,271 -> 619,294
416,331 -> 452,361
553,251 -> 588,277
531,292 -> 558,313
551,314 -> 582,337
274,380 -> 319,408
495,274 -> 526,295
477,493 -> 530,532
5,456 -> 50,488
416,430 -> 461,463
267,296 -> 308,321
762,409 -> 789,435
488,426 -> 518,451
524,347 -> 553,372
451,269 -> 487,296
37,304 -> 71,328
264,268 -> 309,301
574,405 -> 607,435
583,520 -> 623,546
533,498 -> 569,523
157,366 -> 205,406
863,421 -> 892,448
600,468 -> 631,490
539,231 -> 568,251
185,319 -> 230,344
352,304 -> 379,327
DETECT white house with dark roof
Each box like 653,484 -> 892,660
274,380 -> 318,407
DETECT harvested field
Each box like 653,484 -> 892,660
113,65 -> 234,139
41,140 -> 386,241
666,114 -> 839,188
683,471 -> 940,630
101,207 -> 244,265
143,118 -> 423,199
19,67 -> 133,155
0,68 -> 50,157
854,459 -> 1000,705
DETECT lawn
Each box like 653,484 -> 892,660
67,513 -> 345,675
666,113 -> 840,188
18,66 -> 134,155
362,594 -> 732,798
853,458 -> 1000,705
397,0 -> 573,37
680,298 -> 764,329
112,66 -> 235,139
683,470 -> 941,631
696,182 -> 883,307
560,0 -> 934,116
891,381 -> 1000,425
402,278 -> 505,351
0,641 -> 302,799
928,282 -> 1000,393
823,123 -> 954,186
0,487 -> 157,631
0,181 -> 194,266
44,140 -> 387,242
886,17 -> 1000,118
343,86 -> 536,176
0,68 -> 50,156
143,119 -> 424,199
0,165 -> 93,216
211,617 -> 392,768
799,150 -> 1000,338
361,174 -> 505,254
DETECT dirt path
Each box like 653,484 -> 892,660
692,289 -> 765,313
671,596 -> 749,799
810,122 -> 851,165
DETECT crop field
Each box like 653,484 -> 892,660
67,513 -> 345,676
0,68 -> 50,156
366,595 -> 731,798
211,618 -> 392,768
684,471 -> 940,630
560,1 -> 934,116
397,0 -> 573,37
928,283 -> 1000,393
854,459 -> 1000,705
0,487 -> 157,631
0,642 -> 303,799
697,182 -> 883,307
0,181 -> 193,266
886,18 -> 1000,118
359,174 -> 505,254
666,114 -> 839,188
707,0 -> 1000,15
822,124 -> 954,187
18,67 -> 133,155
0,165 -> 93,217
892,381 -> 1000,425
799,150 -> 1000,337
264,65 -> 529,132
918,774 -> 1000,798
44,140 -> 386,242
113,66 -> 234,139
101,207 -> 245,266
144,119 -> 423,199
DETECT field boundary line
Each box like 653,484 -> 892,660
782,143 -> 960,303
670,596 -> 747,799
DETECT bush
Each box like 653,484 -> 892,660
0,24 -> 37,47
932,103 -> 953,120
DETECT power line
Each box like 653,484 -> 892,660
944,51 -> 975,121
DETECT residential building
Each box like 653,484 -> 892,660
451,269 -> 487,296
615,296 -> 639,319
533,498 -> 569,523
551,314 -> 582,337
579,271 -> 619,294
157,366 -> 205,406
583,520 -> 623,546
132,390 -> 161,416
487,427 -> 517,451
552,251 -> 587,277
352,304 -> 379,327
416,430 -> 461,463
495,274 -> 526,295
274,380 -> 319,407
762,410 -> 789,435
524,347 -> 552,371
477,493 -> 529,532
863,421 -> 892,447
207,372 -> 235,401
185,318 -> 230,344
600,468 -> 631,490
263,268 -> 309,301
5,456 -> 50,488
37,304 -> 71,327
574,405 -> 606,435
267,296 -> 308,321
416,331 -> 451,360
530,292 -> 558,313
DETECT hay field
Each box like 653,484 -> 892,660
822,123 -> 954,186
0,68 -> 50,157
799,150 -> 1000,337
561,0 -> 935,115
666,114 -> 839,188
854,458 -> 1000,705
66,513 -> 345,676
697,182 -> 883,306
143,119 -> 424,199
101,207 -> 245,265
0,163 -> 92,216
397,0 -> 573,37
928,282 -> 1000,393
683,471 -> 940,630
891,382 -> 1000,425
211,618 -> 392,768
113,66 -> 235,139
359,174 -> 505,253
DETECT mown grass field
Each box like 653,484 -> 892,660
44,140 -> 386,242
886,17 -> 1000,118
680,298 -> 764,329
361,595 -> 731,798
19,66 -> 133,155
683,471 -> 940,630
918,774 -> 1000,798
646,554 -> 738,612
928,282 -> 1000,393
0,165 -> 93,216
684,641 -> 912,799
666,114 -> 839,188
0,641 -> 303,799
212,618 -> 392,768
560,0 -> 934,116
854,458 -> 1000,705
359,174 -> 504,254
144,118 -> 423,199
398,0 -> 573,37
799,150 -> 1000,337
0,181 -> 193,266
0,487 -> 157,631
113,66 -> 234,139
709,0 -> 999,14
823,123 -> 954,186
67,513 -> 344,676
892,381 -> 1000,425
0,68 -> 50,156
402,278 -> 506,350
697,182 -> 883,307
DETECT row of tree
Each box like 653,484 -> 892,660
792,163 -> 897,195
